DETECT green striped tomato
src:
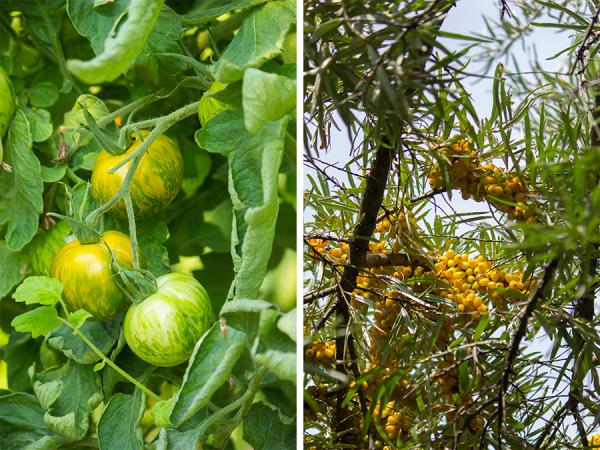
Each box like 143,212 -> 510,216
123,273 -> 213,367
0,66 -> 16,139
91,131 -> 183,219
51,230 -> 133,320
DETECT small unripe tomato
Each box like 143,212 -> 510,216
51,230 -> 133,319
91,132 -> 183,219
124,273 -> 213,367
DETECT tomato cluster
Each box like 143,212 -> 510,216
51,134 -> 213,367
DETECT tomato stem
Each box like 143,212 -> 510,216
56,300 -> 160,400
96,94 -> 157,128
73,327 -> 161,401
123,192 -> 140,270
196,366 -> 269,437
84,100 -> 200,228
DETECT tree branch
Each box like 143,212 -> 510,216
497,258 -> 559,449
334,140 -> 392,446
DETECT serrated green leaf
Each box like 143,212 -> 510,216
243,402 -> 294,450
11,306 -> 61,338
0,393 -> 57,448
12,276 -> 63,306
196,112 -> 287,299
33,359 -> 103,442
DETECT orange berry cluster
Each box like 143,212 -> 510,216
428,140 -> 478,191
427,140 -> 536,222
373,400 -> 414,441
307,238 -> 329,257
305,339 -> 336,366
434,249 -> 535,315
434,250 -> 489,317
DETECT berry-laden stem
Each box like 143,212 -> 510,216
123,192 -> 140,270
85,101 -> 200,227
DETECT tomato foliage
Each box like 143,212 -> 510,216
0,1 -> 296,449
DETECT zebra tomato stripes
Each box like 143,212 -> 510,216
123,273 -> 213,367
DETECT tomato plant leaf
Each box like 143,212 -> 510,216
28,81 -> 59,108
66,0 -> 165,84
63,94 -> 109,151
0,242 -> 25,298
127,220 -> 170,276
214,0 -> 295,84
66,0 -> 130,55
47,314 -> 121,365
243,68 -> 296,134
220,298 -> 274,344
68,1 -> 186,86
68,310 -> 93,330
97,392 -> 145,450
12,276 -> 63,306
254,350 -> 295,382
32,360 -> 103,442
41,164 -> 67,183
0,109 -> 44,251
22,108 -> 53,143
169,323 -> 246,427
11,306 -> 61,339
24,221 -> 70,277
155,408 -> 210,449
277,308 -> 296,342
4,333 -> 38,392
180,138 -> 212,197
0,392 -> 58,449
243,402 -> 295,450
196,112 -> 287,299
255,309 -> 295,381
183,0 -> 271,24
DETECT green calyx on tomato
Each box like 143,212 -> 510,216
0,66 -> 16,139
51,230 -> 134,320
91,131 -> 183,219
124,272 -> 213,367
